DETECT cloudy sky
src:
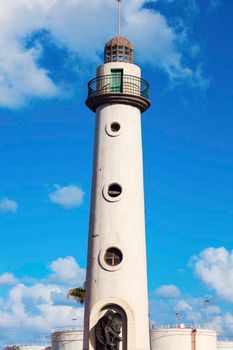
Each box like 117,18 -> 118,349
0,0 -> 233,345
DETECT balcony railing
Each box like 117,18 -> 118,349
87,74 -> 149,100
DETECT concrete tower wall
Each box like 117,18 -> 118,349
150,328 -> 217,350
84,62 -> 150,350
97,62 -> 141,77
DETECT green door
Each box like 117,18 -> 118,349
110,70 -> 123,93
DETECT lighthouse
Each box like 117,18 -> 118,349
84,35 -> 151,350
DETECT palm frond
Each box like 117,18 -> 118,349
67,287 -> 85,304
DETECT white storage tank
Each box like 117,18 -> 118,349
51,328 -> 83,350
217,340 -> 233,349
150,324 -> 217,350
4,345 -> 50,350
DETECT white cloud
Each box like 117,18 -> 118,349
0,43 -> 60,109
49,184 -> 84,209
0,0 -> 207,109
151,293 -> 221,326
192,247 -> 233,303
0,273 -> 18,285
175,299 -> 202,323
0,256 -> 85,344
123,3 -> 207,87
176,299 -> 192,312
0,198 -> 18,214
150,295 -> 203,325
49,256 -> 85,286
211,312 -> 233,336
0,282 -> 84,334
8,283 -> 60,308
155,284 -> 180,298
208,0 -> 221,11
175,297 -> 220,324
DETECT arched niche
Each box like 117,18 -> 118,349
89,300 -> 134,350
100,304 -> 127,350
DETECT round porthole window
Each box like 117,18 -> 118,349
104,247 -> 123,266
108,183 -> 122,198
111,122 -> 120,132
103,183 -> 123,202
105,122 -> 122,137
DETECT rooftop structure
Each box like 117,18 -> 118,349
86,36 -> 150,113
104,36 -> 134,63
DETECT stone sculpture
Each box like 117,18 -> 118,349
96,310 -> 123,350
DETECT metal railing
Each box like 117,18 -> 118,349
87,74 -> 149,100
51,327 -> 83,333
2,345 -> 50,350
218,337 -> 233,342
151,323 -> 216,330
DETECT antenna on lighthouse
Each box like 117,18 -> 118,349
117,0 -> 121,37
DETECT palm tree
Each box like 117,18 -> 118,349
67,284 -> 86,304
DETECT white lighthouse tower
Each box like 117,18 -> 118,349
84,33 -> 151,350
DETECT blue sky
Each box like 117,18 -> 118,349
0,0 -> 233,345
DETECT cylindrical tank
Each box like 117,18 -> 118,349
4,345 -> 50,350
150,325 -> 217,350
218,341 -> 233,349
51,328 -> 83,350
